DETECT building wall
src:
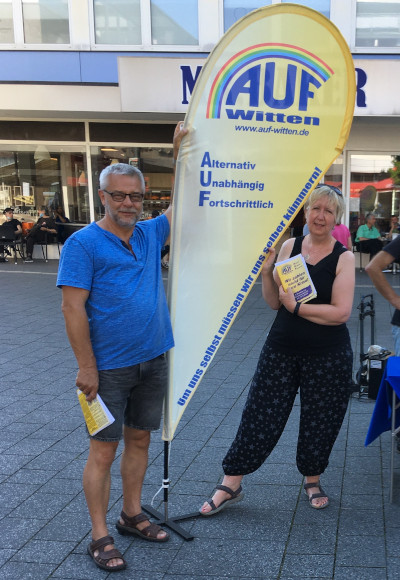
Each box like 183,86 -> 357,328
0,0 -> 399,232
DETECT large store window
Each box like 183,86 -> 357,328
93,0 -> 141,45
151,0 -> 198,45
356,0 -> 400,47
0,145 -> 88,225
0,1 -> 13,42
22,0 -> 70,44
90,145 -> 174,220
349,153 -> 400,235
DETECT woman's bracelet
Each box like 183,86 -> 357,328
293,302 -> 301,316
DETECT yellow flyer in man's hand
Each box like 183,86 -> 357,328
275,254 -> 317,304
77,390 -> 115,436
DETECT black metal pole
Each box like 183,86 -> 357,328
142,439 -> 199,541
357,294 -> 376,398
359,297 -> 365,363
163,439 -> 169,521
370,294 -> 375,345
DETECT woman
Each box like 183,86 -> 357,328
200,184 -> 355,514
332,221 -> 352,251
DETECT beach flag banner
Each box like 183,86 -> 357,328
163,4 -> 356,440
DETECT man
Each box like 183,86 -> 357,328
388,214 -> 400,240
54,205 -> 70,243
355,213 -> 383,258
24,206 -> 57,262
365,242 -> 400,454
57,123 -> 186,572
0,207 -> 22,261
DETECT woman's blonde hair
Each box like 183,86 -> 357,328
304,184 -> 345,224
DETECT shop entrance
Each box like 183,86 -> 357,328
349,153 -> 400,237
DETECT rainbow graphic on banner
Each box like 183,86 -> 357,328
206,43 -> 335,119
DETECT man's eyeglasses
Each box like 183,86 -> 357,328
315,183 -> 343,197
103,190 -> 144,203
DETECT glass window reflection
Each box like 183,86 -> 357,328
22,0 -> 69,44
94,0 -> 141,45
224,0 -> 271,32
151,0 -> 198,45
281,0 -> 330,19
0,1 -> 14,43
356,0 -> 400,47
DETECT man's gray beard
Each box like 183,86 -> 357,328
110,208 -> 142,228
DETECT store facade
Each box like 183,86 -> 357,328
0,0 -> 400,238
1,56 -> 400,237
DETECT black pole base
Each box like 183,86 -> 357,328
142,504 -> 199,541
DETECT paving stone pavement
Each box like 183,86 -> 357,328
0,259 -> 399,580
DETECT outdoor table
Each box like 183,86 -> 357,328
62,222 -> 87,231
365,356 -> 400,502
60,222 -> 87,239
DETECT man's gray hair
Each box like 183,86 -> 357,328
99,163 -> 145,192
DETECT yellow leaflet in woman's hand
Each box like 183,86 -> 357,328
275,254 -> 317,303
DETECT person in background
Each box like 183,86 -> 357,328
0,207 -> 22,261
302,205 -> 309,236
2,207 -> 22,234
24,206 -> 57,263
388,215 -> 400,240
200,184 -> 355,516
161,245 -> 170,269
355,213 -> 383,258
151,209 -> 170,268
332,220 -> 352,251
365,240 -> 400,452
54,206 -> 71,243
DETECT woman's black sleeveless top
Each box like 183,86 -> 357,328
267,236 -> 351,353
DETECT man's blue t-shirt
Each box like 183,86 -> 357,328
57,216 -> 174,370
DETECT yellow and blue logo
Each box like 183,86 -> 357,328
206,43 -> 334,122
281,264 -> 292,275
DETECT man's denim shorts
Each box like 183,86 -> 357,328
91,354 -> 168,442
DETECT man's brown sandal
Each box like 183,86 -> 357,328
116,511 -> 170,542
87,535 -> 126,572
304,482 -> 329,509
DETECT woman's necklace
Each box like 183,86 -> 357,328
304,238 -> 334,262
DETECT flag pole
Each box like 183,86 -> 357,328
142,440 -> 199,541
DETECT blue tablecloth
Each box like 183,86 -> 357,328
365,356 -> 400,446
